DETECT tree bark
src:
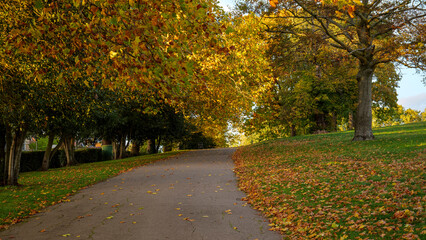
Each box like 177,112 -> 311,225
118,135 -> 126,159
147,138 -> 157,154
353,63 -> 375,141
62,135 -> 77,166
42,134 -> 63,171
348,111 -> 354,130
112,141 -> 119,160
156,136 -> 161,153
5,125 -> 27,186
0,123 -> 6,186
290,124 -> 297,137
130,141 -> 140,156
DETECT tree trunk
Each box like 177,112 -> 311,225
348,111 -> 354,130
353,63 -> 375,141
0,123 -> 6,186
147,138 -> 157,154
331,113 -> 337,132
62,135 -> 77,166
290,124 -> 297,137
5,125 -> 27,186
42,133 -> 54,171
156,136 -> 161,153
42,134 -> 63,171
118,135 -> 126,159
130,141 -> 140,156
112,141 -> 119,160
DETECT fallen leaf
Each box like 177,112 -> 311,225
40,229 -> 46,233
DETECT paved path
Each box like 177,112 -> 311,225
1,148 -> 281,240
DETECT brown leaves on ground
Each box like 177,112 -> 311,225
233,125 -> 425,239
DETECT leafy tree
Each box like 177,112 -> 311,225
239,0 -> 425,140
421,108 -> 426,121
401,108 -> 422,123
0,0 -> 227,185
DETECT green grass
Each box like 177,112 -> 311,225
0,151 -> 182,229
233,122 -> 425,239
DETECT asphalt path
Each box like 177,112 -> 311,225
1,148 -> 282,240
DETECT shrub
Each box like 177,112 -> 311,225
20,148 -> 103,172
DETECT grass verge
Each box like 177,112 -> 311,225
0,151 -> 181,229
233,122 -> 425,239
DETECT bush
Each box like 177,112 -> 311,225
20,148 -> 103,172
179,132 -> 216,150
20,151 -> 45,172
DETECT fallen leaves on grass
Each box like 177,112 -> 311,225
233,124 -> 425,239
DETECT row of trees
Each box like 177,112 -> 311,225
373,105 -> 426,128
1,0 -> 272,186
1,0 -> 425,185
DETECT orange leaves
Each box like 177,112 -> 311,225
233,126 -> 426,239
344,5 -> 356,18
269,0 -> 279,8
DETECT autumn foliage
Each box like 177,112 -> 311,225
234,122 -> 425,239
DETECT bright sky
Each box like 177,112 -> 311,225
217,0 -> 426,111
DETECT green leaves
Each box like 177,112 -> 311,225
34,0 -> 44,9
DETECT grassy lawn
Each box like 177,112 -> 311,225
0,151 -> 181,229
233,122 -> 425,239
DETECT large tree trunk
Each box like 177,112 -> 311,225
62,135 -> 77,166
42,134 -> 63,171
147,138 -> 157,154
353,63 -> 375,141
0,123 -> 6,186
5,125 -> 27,186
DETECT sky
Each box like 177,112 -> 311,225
217,0 -> 426,112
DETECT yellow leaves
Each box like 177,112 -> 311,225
109,51 -> 118,59
331,222 -> 339,229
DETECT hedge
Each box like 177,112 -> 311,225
20,148 -> 103,172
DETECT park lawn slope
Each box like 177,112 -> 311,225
0,151 -> 182,229
233,122 -> 425,239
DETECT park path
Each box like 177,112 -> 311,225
1,148 -> 281,240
